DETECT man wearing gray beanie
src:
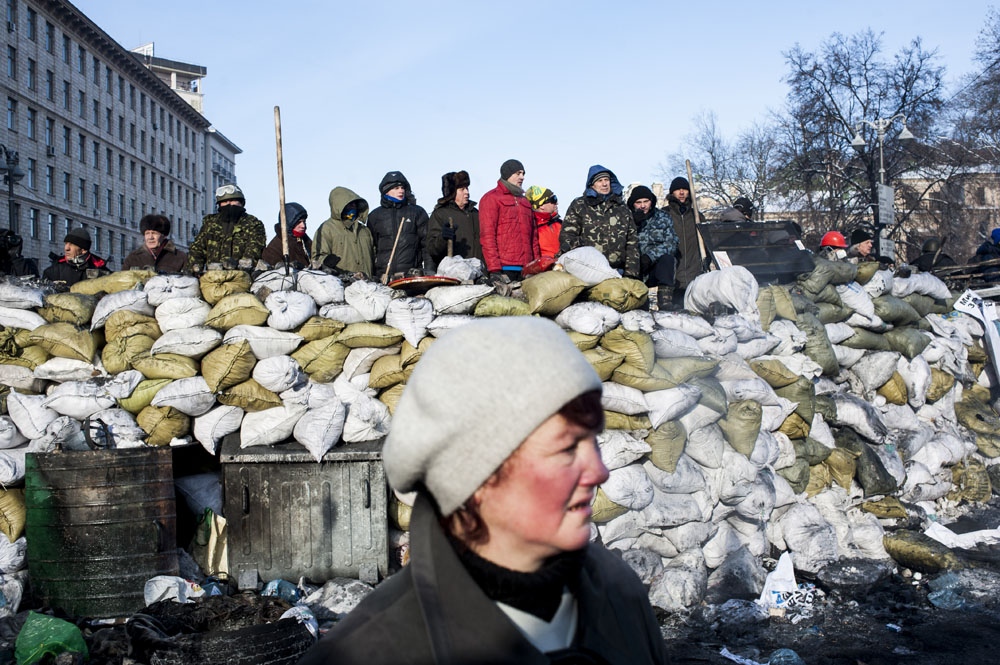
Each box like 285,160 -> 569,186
300,317 -> 668,665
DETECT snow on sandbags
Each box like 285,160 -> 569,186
91,289 -> 154,330
151,327 -> 222,358
556,302 -> 621,336
143,275 -> 200,306
265,291 -> 317,331
557,247 -> 622,285
384,298 -> 435,346
343,281 -> 393,321
155,297 -> 211,332
426,314 -> 476,338
295,270 -> 345,306
683,266 -> 760,322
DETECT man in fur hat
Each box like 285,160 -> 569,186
122,214 -> 187,272
428,170 -> 482,268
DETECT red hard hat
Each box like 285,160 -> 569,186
820,231 -> 848,248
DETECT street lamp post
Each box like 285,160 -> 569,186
0,145 -> 25,233
850,115 -> 915,258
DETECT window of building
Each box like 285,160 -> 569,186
104,65 -> 111,92
6,97 -> 16,131
44,69 -> 53,100
26,108 -> 34,139
129,198 -> 135,222
77,90 -> 85,118
45,166 -> 52,195
94,224 -> 100,252
118,193 -> 124,217
129,160 -> 135,185
150,174 -> 156,196
47,213 -> 55,241
129,122 -> 135,148
6,46 -> 15,78
118,154 -> 124,180
105,188 -> 112,214
26,58 -> 34,89
107,229 -> 113,256
91,139 -> 98,168
26,7 -> 34,41
26,158 -> 34,189
105,147 -> 111,175
44,116 -> 52,146
77,178 -> 85,205
77,45 -> 85,75
119,233 -> 125,257
61,34 -> 70,63
117,115 -> 123,141
168,114 -> 173,137
44,22 -> 53,53
62,126 -> 69,154
140,129 -> 145,154
28,208 -> 38,239
105,107 -> 111,133
91,182 -> 97,209
62,171 -> 69,200
141,166 -> 146,191
92,55 -> 99,84
169,182 -> 174,203
140,93 -> 146,118
129,84 -> 135,110
62,80 -> 69,109
77,133 -> 85,162
117,75 -> 124,101
91,99 -> 98,126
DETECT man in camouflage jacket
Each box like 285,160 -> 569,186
559,165 -> 640,278
184,184 -> 266,271
628,185 -> 678,308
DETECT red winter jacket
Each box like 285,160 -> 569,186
478,180 -> 538,272
534,210 -> 562,260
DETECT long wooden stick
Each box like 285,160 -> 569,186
382,218 -> 407,285
274,106 -> 290,274
686,159 -> 710,268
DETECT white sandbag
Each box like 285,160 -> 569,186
426,314 -> 475,338
42,381 -> 115,419
897,355 -> 931,410
773,432 -> 797,470
599,511 -> 645,545
662,521 -> 717,554
223,325 -> 303,359
144,275 -> 200,306
851,351 -> 901,396
714,314 -> 765,342
252,269 -> 297,296
318,303 -> 367,325
830,392 -> 888,443
296,270 -> 345,306
103,370 -> 143,400
151,327 -> 222,359
333,372 -> 376,406
848,509 -> 890,560
873,442 -> 906,485
862,270 -> 894,298
343,281 -> 393,321
679,403 -> 723,433
0,283 -> 44,309
91,289 -> 153,330
7,392 -> 58,440
683,266 -> 760,322
881,403 -> 922,432
653,311 -> 715,339
240,403 -> 306,448
641,487 -> 713,528
756,353 -> 822,379
32,357 -> 99,383
750,429 -> 781,468
556,246 -> 622,285
155,297 -> 211,332
734,469 -> 777,521
0,306 -> 46,331
0,448 -> 26,485
835,282 -> 875,318
151,377 -> 216,417
649,328 -> 702,359
0,537 -> 26,574
901,461 -> 953,502
648,549 -> 708,612
555,302 -> 621,336
294,398 -> 347,462
845,311 -> 886,330
342,345 -> 401,381
601,464 -> 654,511
620,310 -> 656,333
761,397 -> 798,432
703,522 -> 744,569
265,291 -> 317,331
193,405 -> 244,455
436,255 -> 484,282
833,344 -> 866,369
252,355 -> 306,393
86,408 -> 146,447
601,382 -> 648,416
824,322 -> 855,345
384,297 -> 434,346
697,328 -> 738,356
425,285 -> 494,315
714,354 -> 759,382
891,273 -> 951,300
0,418 -> 27,451
718,447 -> 759,505
736,334 -> 781,359
720,378 -> 779,406
32,416 -> 85,451
772,503 -> 838,574
684,424 -> 725,469
646,384 -> 701,429
769,319 -> 808,355
643,456 -> 707,494
279,381 -> 312,407
598,430 -> 651,471
809,413 -> 835,448
342,394 -> 390,443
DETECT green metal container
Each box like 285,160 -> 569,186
25,447 -> 178,618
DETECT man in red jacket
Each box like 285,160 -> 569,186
478,159 -> 538,280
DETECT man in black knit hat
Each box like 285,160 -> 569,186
663,176 -> 706,298
43,227 -> 110,285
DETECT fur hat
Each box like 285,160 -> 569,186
669,177 -> 690,194
139,214 -> 171,236
64,227 -> 91,252
850,228 -> 873,245
439,171 -> 471,204
383,317 -> 602,515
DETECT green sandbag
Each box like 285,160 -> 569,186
101,333 -> 156,374
646,420 -> 686,472
688,375 -> 728,414
811,283 -> 844,307
400,337 -> 434,368
70,269 -> 155,295
777,458 -> 810,493
798,257 -> 858,296
118,378 -> 172,414
582,347 -> 625,381
473,295 -> 532,317
202,340 -> 257,392
586,278 -> 648,312
792,437 -> 832,465
104,310 -> 162,341
719,400 -> 762,456
567,331 -> 601,351
592,488 -> 628,523
338,322 -> 404,348
883,327 -> 930,359
976,433 -> 1000,458
369,355 -> 406,390
294,316 -> 345,341
131,352 -> 199,380
814,395 -> 837,423
37,293 -> 98,327
775,376 -> 816,424
27,323 -> 101,363
902,293 -> 936,317
757,284 -> 796,331
882,530 -> 963,574
137,405 -> 190,447
955,396 -> 1000,436
601,327 -> 654,372
872,295 -> 921,326
204,293 -> 269,330
841,327 -> 891,351
199,270 -> 252,305
788,289 -> 820,315
876,371 -> 908,405
15,611 -> 89,665
778,412 -> 810,439
926,368 -> 955,403
948,457 -> 992,503
217,378 -> 282,412
835,428 -> 897,497
750,358 -> 798,388
655,356 -> 719,385
815,302 -> 852,324
823,448 -> 857,490
854,261 -> 880,285
291,337 -> 351,383
795,311 -> 838,375
604,411 -> 651,431
521,271 -> 587,316
612,363 -> 676,391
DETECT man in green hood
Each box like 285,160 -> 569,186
313,187 -> 374,277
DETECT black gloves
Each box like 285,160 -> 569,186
640,253 -> 652,276
440,225 -> 457,241
322,253 -> 342,271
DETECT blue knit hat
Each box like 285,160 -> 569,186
992,228 -> 1000,244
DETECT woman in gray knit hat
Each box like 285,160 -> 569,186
300,317 -> 668,665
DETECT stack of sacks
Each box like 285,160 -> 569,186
0,247 -> 997,614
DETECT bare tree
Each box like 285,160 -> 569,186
951,7 -> 1000,151
661,111 -> 780,216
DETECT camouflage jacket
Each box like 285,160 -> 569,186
559,194 -> 640,278
184,212 -> 266,270
637,208 -> 678,261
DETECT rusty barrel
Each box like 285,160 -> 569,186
24,447 -> 178,617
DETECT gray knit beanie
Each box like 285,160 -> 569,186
383,317 -> 602,515
500,159 -> 525,181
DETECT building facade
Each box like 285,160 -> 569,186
2,0 -> 212,270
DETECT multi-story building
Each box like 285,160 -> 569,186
2,0 -> 213,270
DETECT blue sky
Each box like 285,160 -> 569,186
75,1 -> 991,240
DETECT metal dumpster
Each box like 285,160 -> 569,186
700,220 -> 815,285
220,435 -> 388,586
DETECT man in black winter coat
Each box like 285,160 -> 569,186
42,227 -> 109,285
0,230 -> 39,277
369,171 -> 429,279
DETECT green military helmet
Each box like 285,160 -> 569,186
215,183 -> 245,204
922,237 -> 942,254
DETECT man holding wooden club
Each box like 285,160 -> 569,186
664,176 -> 708,305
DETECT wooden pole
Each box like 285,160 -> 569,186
382,218 -> 407,285
274,106 -> 290,274
686,159 -> 710,269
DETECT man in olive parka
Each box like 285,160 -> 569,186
312,187 -> 375,277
